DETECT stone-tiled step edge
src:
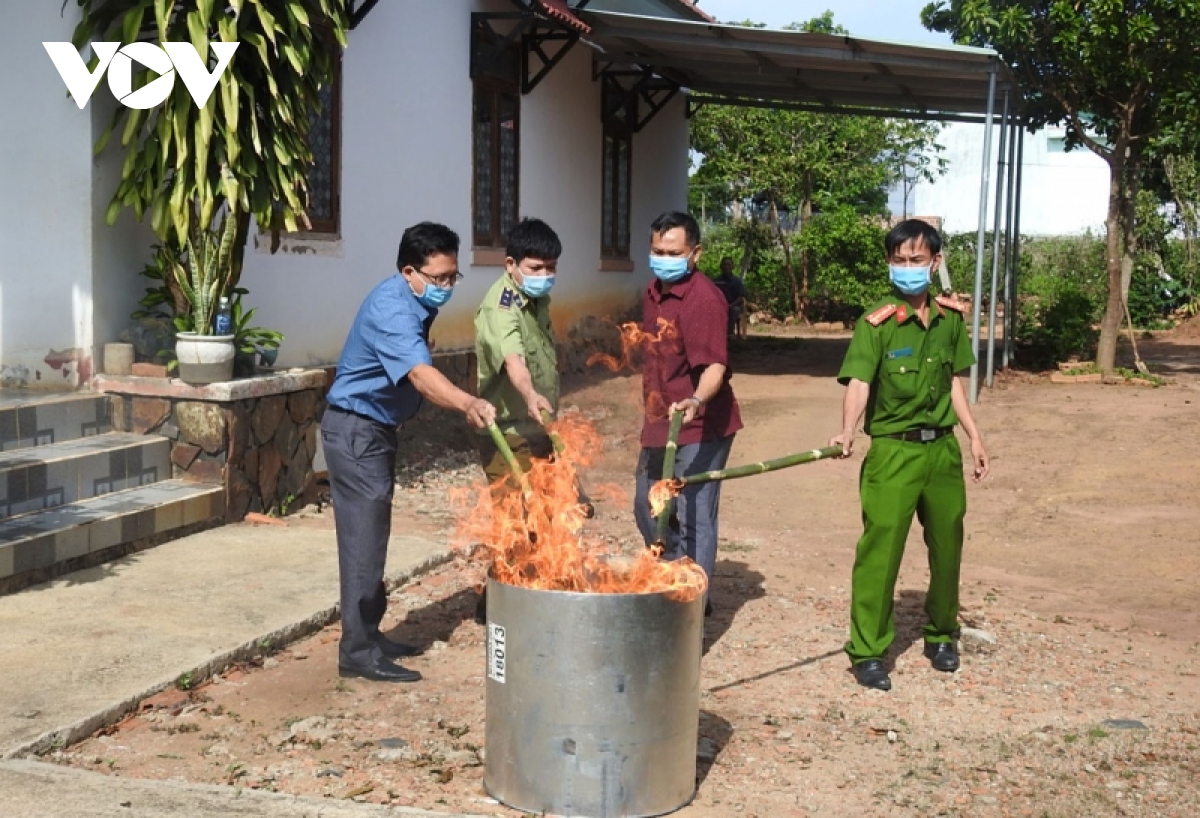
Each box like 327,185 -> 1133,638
0,480 -> 224,581
0,395 -> 111,453
0,433 -> 170,519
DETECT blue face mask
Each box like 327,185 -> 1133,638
889,265 -> 931,296
414,280 -> 453,309
649,255 -> 691,282
517,272 -> 555,299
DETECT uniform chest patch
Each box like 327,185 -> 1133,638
498,287 -> 525,310
886,347 -> 913,359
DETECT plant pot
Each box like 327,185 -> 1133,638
175,332 -> 236,384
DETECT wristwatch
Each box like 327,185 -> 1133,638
690,394 -> 705,408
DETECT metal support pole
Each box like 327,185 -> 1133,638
1006,125 -> 1026,366
985,93 -> 1010,388
969,67 -> 998,404
1000,116 -> 1019,369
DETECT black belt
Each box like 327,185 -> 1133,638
326,404 -> 388,427
878,427 -> 953,443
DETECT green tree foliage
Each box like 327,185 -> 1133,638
690,14 -> 944,321
922,0 -> 1200,371
70,0 -> 348,280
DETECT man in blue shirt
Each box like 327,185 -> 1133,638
322,222 -> 496,683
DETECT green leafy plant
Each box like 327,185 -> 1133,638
174,208 -> 240,335
71,0 -> 347,256
230,294 -> 284,375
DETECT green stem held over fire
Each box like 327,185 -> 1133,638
654,409 -> 686,546
487,422 -> 533,500
675,445 -> 844,487
540,410 -> 567,455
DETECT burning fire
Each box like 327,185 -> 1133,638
455,411 -> 707,602
587,318 -> 678,373
648,478 -> 685,519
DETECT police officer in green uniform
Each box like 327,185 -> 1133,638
830,219 -> 990,691
474,218 -> 562,489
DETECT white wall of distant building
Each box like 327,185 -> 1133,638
893,121 -> 1110,236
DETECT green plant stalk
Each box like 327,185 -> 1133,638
487,423 -> 532,500
674,445 -> 844,488
539,410 -> 566,454
654,409 -> 685,546
540,409 -> 593,509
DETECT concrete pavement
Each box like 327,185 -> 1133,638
0,759 -> 483,817
0,520 -> 464,815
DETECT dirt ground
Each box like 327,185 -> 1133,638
50,330 -> 1200,817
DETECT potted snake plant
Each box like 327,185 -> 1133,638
173,210 -> 239,384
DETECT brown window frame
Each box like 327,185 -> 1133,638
601,121 -> 632,259
472,76 -> 521,249
300,50 -> 342,235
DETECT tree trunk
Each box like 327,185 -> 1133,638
798,190 -> 814,321
1096,152 -> 1126,372
770,199 -> 802,320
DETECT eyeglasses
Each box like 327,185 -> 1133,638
416,269 -> 464,288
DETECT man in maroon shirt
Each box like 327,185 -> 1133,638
633,211 -> 743,614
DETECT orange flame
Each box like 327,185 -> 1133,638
648,478 -> 685,519
455,411 -> 707,602
587,318 -> 678,373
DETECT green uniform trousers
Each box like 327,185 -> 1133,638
846,433 -> 966,664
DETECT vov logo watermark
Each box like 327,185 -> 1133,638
43,42 -> 239,109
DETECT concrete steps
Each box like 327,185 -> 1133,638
0,392 -> 224,593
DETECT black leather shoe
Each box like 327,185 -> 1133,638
923,641 -> 960,672
338,657 -> 422,683
376,637 -> 424,659
853,659 -> 892,691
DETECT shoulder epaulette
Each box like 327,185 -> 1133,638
935,294 -> 968,313
864,304 -> 898,327
498,287 -> 524,310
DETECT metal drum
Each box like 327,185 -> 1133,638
484,577 -> 703,818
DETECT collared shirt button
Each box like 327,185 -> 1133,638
899,365 -> 906,373
927,357 -> 933,363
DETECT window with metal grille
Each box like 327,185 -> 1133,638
302,53 -> 342,234
601,123 -> 632,258
472,41 -> 520,249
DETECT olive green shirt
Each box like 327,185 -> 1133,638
474,273 -> 559,437
837,295 -> 975,437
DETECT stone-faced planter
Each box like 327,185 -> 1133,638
96,370 -> 328,522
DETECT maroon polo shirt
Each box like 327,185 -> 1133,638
640,271 -> 743,448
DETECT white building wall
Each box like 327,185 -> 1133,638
902,122 -> 1110,237
238,0 -> 690,367
0,4 -> 152,390
0,4 -> 94,389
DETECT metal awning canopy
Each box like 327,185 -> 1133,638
581,10 -> 1027,401
580,10 -> 1020,123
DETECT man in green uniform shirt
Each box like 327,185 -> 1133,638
474,218 -> 562,489
474,218 -> 584,622
830,219 -> 990,691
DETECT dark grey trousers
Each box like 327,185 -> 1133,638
634,434 -> 735,594
320,407 -> 397,668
